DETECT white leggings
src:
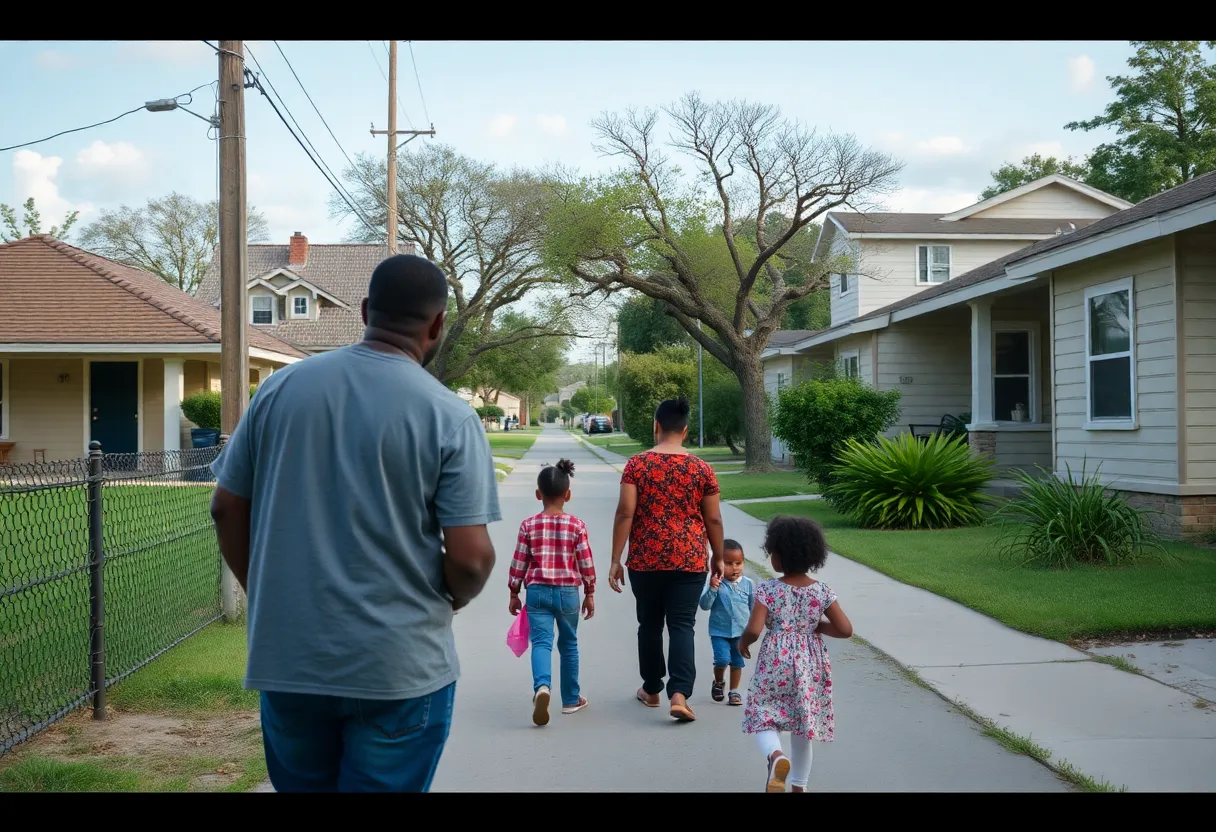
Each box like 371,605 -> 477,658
755,730 -> 814,788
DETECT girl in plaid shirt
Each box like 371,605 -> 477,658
509,459 -> 596,726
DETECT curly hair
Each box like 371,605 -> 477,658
763,515 -> 828,575
537,459 -> 575,498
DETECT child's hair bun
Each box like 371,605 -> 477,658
556,458 -> 576,477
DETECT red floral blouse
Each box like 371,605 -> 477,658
621,451 -> 720,573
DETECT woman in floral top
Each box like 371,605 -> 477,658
609,397 -> 725,722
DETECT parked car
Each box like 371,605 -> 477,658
585,415 -> 613,435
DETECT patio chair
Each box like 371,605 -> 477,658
908,412 -> 971,444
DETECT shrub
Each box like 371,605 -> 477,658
181,390 -> 222,431
825,432 -> 995,529
617,348 -> 696,444
994,463 -> 1166,569
770,374 -> 902,489
545,406 -> 561,423
476,405 -> 505,422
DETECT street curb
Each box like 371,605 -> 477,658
569,433 -> 626,472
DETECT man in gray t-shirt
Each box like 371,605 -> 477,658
210,254 -> 499,793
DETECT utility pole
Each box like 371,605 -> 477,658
616,318 -> 623,433
697,321 -> 704,449
371,40 -> 436,255
217,39 -> 247,623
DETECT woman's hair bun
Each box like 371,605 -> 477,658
556,458 -> 576,477
675,396 -> 691,416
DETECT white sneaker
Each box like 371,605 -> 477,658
562,696 -> 589,715
532,686 -> 551,726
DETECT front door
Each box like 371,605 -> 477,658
90,361 -> 139,456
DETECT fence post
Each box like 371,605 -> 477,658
86,440 -> 107,721
216,433 -> 242,623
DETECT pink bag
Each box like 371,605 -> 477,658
506,606 -> 530,657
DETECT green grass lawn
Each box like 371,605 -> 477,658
738,500 -> 1216,641
486,432 -> 538,459
495,461 -> 513,483
577,432 -> 747,464
2,484 -> 222,747
717,472 -> 818,502
0,622 -> 265,792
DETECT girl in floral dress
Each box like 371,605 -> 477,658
739,515 -> 853,793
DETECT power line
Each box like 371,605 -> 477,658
273,41 -> 356,173
242,64 -> 379,237
407,41 -> 432,126
1,84 -> 215,153
243,44 -> 370,227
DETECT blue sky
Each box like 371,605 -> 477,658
2,40 -> 1138,249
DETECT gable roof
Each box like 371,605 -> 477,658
785,170 -> 1216,353
939,174 -> 1133,222
197,241 -> 407,349
828,213 -> 1098,237
0,235 -> 307,357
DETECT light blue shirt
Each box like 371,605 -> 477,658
212,343 -> 501,700
699,575 -> 756,639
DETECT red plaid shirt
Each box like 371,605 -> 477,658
508,512 -> 596,595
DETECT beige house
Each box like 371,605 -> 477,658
763,170 -> 1216,536
457,389 -> 522,423
0,236 -> 306,464
196,232 -> 415,352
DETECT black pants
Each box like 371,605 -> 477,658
629,569 -> 705,700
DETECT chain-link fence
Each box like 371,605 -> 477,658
1,444 -> 223,753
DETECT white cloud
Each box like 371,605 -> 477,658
248,171 -> 333,244
487,114 -> 519,140
75,140 -> 147,176
884,187 -> 981,214
536,114 -> 569,138
68,140 -> 151,201
1068,55 -> 1097,93
10,151 -> 94,229
913,136 -> 970,157
35,50 -> 79,70
1020,140 -> 1066,159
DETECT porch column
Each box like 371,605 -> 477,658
968,299 -> 998,456
163,358 -> 184,453
256,365 -> 272,385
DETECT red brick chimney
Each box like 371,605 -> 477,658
288,232 -> 308,266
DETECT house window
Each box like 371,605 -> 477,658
994,330 -> 1033,421
841,350 -> 860,379
292,296 -> 309,318
251,296 -> 273,325
1085,278 -> 1135,423
917,245 -> 951,284
838,273 -> 851,295
777,372 -> 787,392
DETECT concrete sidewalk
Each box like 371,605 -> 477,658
573,435 -> 1216,792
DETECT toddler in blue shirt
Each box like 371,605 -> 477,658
699,539 -> 756,706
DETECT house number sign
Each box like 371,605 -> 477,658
900,376 -> 914,384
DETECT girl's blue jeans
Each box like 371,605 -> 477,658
526,584 -> 581,707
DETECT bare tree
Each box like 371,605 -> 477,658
79,192 -> 270,294
545,94 -> 903,470
332,144 -> 578,383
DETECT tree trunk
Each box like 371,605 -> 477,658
725,436 -> 741,456
737,357 -> 776,472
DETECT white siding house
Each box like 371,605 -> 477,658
762,170 -> 1216,537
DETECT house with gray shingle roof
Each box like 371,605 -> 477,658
196,233 -> 415,353
762,170 -> 1216,537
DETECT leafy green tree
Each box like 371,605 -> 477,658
618,295 -> 689,353
458,311 -> 568,405
1066,41 -> 1216,203
80,192 -> 270,294
979,154 -> 1093,201
1,197 -> 79,242
560,399 -> 576,425
545,94 -> 901,470
545,405 -> 561,423
570,384 -> 615,416
333,144 -> 576,382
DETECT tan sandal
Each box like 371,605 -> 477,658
669,696 -> 696,722
636,688 -> 660,708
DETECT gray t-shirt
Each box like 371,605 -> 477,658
211,343 -> 501,700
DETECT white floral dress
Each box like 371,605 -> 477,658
742,579 -> 836,741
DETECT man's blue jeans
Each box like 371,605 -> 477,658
259,682 -> 455,792
526,584 -> 581,707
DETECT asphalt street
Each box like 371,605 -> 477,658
429,427 -> 1068,792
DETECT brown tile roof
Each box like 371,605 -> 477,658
795,170 -> 1216,348
196,240 -> 416,349
829,212 -> 1099,236
0,235 -> 307,357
